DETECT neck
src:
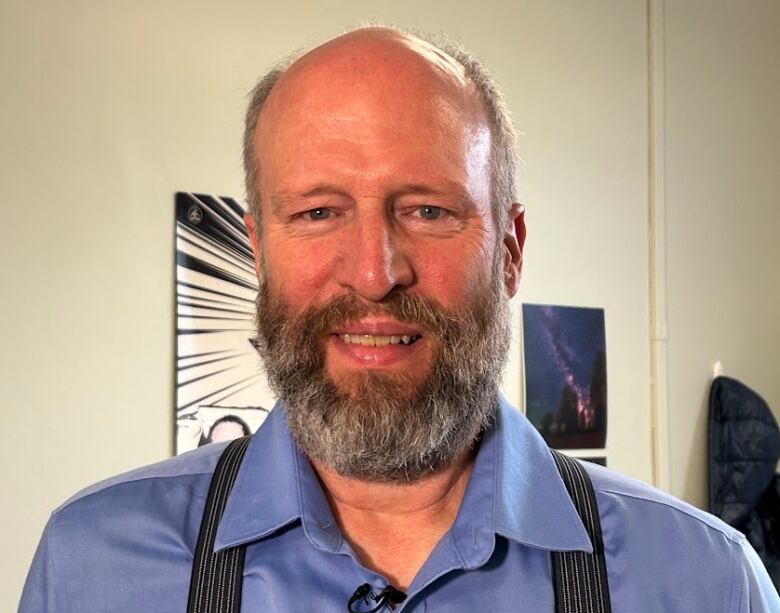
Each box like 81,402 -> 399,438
311,448 -> 476,591
312,449 -> 475,514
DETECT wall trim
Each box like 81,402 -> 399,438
648,0 -> 671,491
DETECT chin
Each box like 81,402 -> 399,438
325,366 -> 426,404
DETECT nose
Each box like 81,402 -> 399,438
335,209 -> 415,301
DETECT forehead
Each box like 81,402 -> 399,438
254,31 -> 490,188
265,29 -> 476,119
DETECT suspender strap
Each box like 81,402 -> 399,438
550,449 -> 612,613
186,438 -> 611,613
187,435 -> 251,613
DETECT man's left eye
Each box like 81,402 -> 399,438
306,208 -> 332,221
416,205 -> 443,220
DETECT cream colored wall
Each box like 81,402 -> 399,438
2,1 -> 650,607
662,0 -> 780,508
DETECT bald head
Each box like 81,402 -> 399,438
280,27 -> 471,92
259,28 -> 481,141
242,26 -> 517,234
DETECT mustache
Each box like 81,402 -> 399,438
252,275 -> 508,482
258,286 -> 462,348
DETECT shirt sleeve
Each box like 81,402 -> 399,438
18,515 -> 58,613
735,536 -> 780,612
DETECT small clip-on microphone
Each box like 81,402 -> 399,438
347,583 -> 407,612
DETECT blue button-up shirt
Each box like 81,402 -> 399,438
20,398 -> 780,612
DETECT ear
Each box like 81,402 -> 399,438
244,212 -> 264,280
502,203 -> 526,297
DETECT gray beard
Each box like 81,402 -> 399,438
253,259 -> 510,483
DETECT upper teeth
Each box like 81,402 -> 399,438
338,334 -> 418,346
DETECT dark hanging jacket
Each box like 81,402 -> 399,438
709,375 -> 780,589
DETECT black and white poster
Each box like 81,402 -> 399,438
174,192 -> 274,454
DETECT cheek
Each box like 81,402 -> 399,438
263,236 -> 341,304
413,239 -> 496,306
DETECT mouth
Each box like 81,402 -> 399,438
328,320 -> 426,368
335,333 -> 422,347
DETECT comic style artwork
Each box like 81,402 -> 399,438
522,304 -> 607,450
175,192 -> 275,453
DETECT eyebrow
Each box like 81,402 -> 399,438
393,182 -> 476,211
393,182 -> 469,198
271,181 -> 475,211
271,184 -> 350,213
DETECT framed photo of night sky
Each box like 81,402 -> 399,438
522,303 -> 607,450
174,192 -> 275,454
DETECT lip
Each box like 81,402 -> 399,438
331,318 -> 424,337
326,322 -> 426,368
328,337 -> 423,367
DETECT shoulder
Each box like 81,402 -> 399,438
22,443 -> 235,612
577,462 -> 779,610
582,460 -> 744,545
54,441 -> 229,516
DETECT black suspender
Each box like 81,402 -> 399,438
187,435 -> 251,613
187,439 -> 611,612
550,449 -> 613,613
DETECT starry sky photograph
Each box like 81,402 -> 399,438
522,304 -> 607,449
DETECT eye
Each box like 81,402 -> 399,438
416,205 -> 443,220
305,208 -> 332,221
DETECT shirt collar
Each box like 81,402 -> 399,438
215,397 -> 592,556
215,401 -> 308,550
490,396 -> 592,553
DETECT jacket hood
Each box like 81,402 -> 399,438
708,376 -> 780,527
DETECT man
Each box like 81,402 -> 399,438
20,27 -> 779,612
